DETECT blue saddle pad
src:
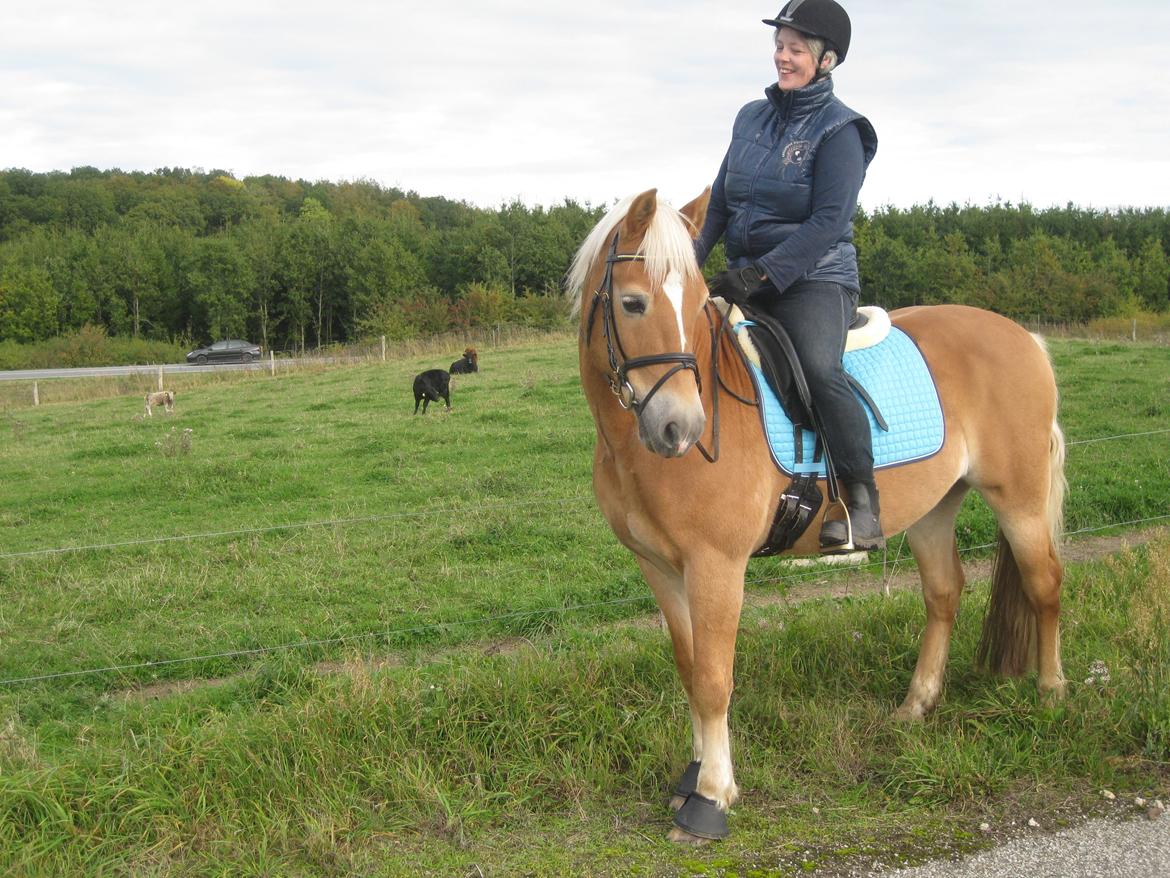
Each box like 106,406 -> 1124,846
738,324 -> 945,477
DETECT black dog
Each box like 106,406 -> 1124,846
450,347 -> 479,375
413,369 -> 451,414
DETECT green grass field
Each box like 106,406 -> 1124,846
1,334 -> 1168,876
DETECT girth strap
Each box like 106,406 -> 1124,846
752,471 -> 824,556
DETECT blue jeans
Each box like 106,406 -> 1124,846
755,280 -> 874,482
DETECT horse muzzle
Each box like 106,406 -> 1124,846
636,392 -> 706,458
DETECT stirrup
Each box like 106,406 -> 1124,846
819,496 -> 856,553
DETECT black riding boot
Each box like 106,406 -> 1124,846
819,479 -> 885,552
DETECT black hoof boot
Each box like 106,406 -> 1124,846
674,760 -> 701,799
820,480 -> 885,553
673,793 -> 730,840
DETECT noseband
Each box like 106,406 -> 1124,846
585,230 -> 702,414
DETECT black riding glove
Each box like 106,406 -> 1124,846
707,264 -> 767,306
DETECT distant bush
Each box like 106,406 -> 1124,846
1086,309 -> 1170,341
0,325 -> 189,369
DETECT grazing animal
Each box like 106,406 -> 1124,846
144,390 -> 176,417
412,369 -> 451,414
450,347 -> 479,374
567,189 -> 1066,842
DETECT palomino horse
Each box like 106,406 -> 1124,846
566,189 -> 1067,842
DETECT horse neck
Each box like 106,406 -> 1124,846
696,306 -> 756,406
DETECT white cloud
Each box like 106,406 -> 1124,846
2,0 -> 1168,209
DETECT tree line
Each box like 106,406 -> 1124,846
1,167 -> 1167,349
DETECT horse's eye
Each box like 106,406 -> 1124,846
621,296 -> 648,315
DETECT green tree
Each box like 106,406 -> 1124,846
0,263 -> 59,342
188,237 -> 253,340
1132,237 -> 1170,311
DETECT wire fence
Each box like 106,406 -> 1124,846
3,427 -> 1166,563
1,422 -> 1167,689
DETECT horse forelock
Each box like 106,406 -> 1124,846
565,193 -> 702,315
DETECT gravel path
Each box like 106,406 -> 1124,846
864,814 -> 1170,878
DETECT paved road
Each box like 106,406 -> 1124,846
861,815 -> 1169,878
0,355 -> 373,382
0,362 -> 268,381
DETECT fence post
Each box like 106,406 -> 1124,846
270,350 -> 276,376
33,381 -> 39,406
1132,319 -> 1137,342
381,335 -> 386,362
158,366 -> 164,391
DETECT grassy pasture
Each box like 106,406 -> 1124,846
1,334 -> 1168,876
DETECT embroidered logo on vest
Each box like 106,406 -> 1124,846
783,140 -> 811,166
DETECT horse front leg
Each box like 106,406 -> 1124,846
668,552 -> 746,843
635,558 -> 701,810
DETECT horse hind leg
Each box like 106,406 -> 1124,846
976,518 -> 1065,700
976,423 -> 1067,702
896,482 -> 970,722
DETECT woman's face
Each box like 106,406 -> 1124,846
773,26 -> 821,91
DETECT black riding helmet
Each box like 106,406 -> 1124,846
763,0 -> 851,65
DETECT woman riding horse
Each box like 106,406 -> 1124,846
697,0 -> 882,552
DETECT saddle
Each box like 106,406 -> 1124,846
719,300 -> 939,557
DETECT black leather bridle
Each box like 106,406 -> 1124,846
584,230 -> 703,415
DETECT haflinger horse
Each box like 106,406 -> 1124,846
566,189 -> 1067,843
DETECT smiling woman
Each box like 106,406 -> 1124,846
695,0 -> 880,551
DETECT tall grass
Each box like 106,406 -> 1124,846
0,334 -> 1168,875
1,539 -> 1167,876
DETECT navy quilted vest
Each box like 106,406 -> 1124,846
723,78 -> 877,290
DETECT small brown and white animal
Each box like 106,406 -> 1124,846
144,390 -> 176,417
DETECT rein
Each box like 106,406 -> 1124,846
585,230 -> 761,464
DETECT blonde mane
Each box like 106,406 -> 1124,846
565,193 -> 702,315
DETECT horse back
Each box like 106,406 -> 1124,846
891,305 -> 1058,416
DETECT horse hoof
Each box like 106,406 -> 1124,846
667,826 -> 714,845
891,704 -> 925,724
1039,682 -> 1067,706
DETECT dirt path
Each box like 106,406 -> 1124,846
751,527 -> 1163,609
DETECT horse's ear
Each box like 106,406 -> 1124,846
678,187 -> 711,240
622,189 -> 658,240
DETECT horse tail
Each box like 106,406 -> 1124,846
977,347 -> 1066,676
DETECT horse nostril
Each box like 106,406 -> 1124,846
663,421 -> 679,447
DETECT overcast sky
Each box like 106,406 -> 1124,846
3,0 -> 1169,212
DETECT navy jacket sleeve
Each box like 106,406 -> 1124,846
753,122 -> 865,293
694,149 -> 730,268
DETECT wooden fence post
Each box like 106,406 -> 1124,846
270,350 -> 276,376
158,366 -> 164,391
381,335 -> 386,362
1132,319 -> 1137,342
33,381 -> 39,406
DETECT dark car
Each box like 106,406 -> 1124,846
186,339 -> 262,364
